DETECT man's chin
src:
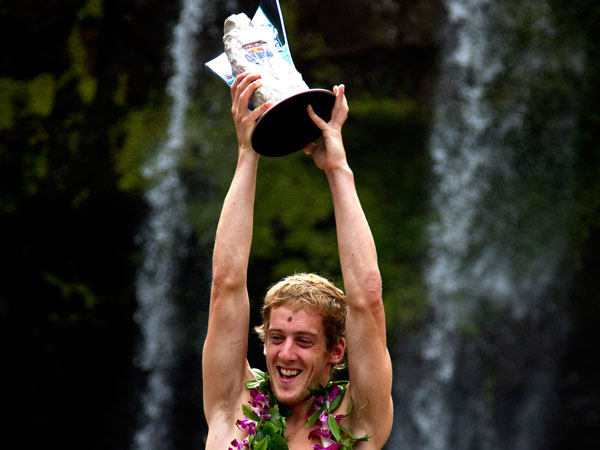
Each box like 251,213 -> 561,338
275,391 -> 311,406
272,383 -> 311,406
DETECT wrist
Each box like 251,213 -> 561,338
324,163 -> 353,180
238,144 -> 259,159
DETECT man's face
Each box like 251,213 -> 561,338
264,305 -> 343,406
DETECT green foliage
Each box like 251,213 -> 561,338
0,77 -> 22,129
26,73 -> 57,116
184,80 -> 239,246
254,153 -> 338,280
113,97 -> 169,193
78,0 -> 104,20
44,272 -> 98,312
0,1 -> 168,447
0,75 -> 57,129
113,73 -> 129,106
67,26 -> 97,104
343,95 -> 431,329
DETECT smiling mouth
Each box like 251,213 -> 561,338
278,367 -> 302,379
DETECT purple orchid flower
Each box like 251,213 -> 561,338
248,388 -> 271,420
249,389 -> 270,408
313,443 -> 343,450
236,417 -> 257,435
326,385 -> 340,405
229,438 -> 249,450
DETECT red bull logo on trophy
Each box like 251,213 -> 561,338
243,40 -> 277,79
243,41 -> 274,64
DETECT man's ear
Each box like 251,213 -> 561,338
328,338 -> 346,364
263,344 -> 267,356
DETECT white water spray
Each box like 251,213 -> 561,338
132,1 -> 204,449
389,0 -> 582,448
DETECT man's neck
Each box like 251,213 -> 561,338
285,396 -> 314,431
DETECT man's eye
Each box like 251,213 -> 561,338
297,338 -> 312,346
271,335 -> 284,342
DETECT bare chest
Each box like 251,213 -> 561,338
205,421 -> 318,449
283,421 -> 320,450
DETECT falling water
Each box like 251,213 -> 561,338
389,0 -> 582,448
132,1 -> 203,449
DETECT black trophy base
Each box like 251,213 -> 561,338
251,89 -> 335,157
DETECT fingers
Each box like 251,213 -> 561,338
230,73 -> 261,113
229,72 -> 246,103
306,83 -> 349,130
331,84 -> 349,125
230,73 -> 273,122
302,138 -> 322,155
306,104 -> 327,130
333,84 -> 345,98
230,72 -> 251,104
230,72 -> 256,101
253,99 -> 273,118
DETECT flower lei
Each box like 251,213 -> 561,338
229,369 -> 289,450
229,369 -> 370,450
306,380 -> 370,450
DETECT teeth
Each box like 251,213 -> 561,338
280,368 -> 300,377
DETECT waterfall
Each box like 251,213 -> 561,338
389,0 -> 582,448
132,1 -> 203,449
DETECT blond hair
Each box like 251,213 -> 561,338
255,273 -> 347,354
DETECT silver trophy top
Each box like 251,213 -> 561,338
223,13 -> 309,107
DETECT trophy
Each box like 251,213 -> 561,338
206,3 -> 335,157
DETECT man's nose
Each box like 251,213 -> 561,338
279,338 -> 297,361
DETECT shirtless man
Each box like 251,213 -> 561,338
202,72 -> 393,449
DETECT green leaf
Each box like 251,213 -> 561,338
251,368 -> 267,381
357,399 -> 369,411
242,404 -> 261,422
268,408 -> 283,426
339,424 -> 358,440
254,436 -> 269,450
306,406 -> 324,428
245,379 -> 261,389
262,421 -> 279,435
328,414 -> 341,442
260,419 -> 288,448
268,432 -> 289,450
339,423 -> 371,443
246,368 -> 268,389
307,383 -> 325,397
329,388 -> 344,411
345,396 -> 355,417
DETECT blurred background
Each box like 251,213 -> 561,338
1,0 -> 599,449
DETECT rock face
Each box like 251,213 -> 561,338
223,13 -> 309,107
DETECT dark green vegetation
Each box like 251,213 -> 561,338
0,0 -> 598,448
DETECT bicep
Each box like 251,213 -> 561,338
345,299 -> 393,424
202,287 -> 251,417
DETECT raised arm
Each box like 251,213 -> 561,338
202,73 -> 272,422
304,85 -> 393,443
